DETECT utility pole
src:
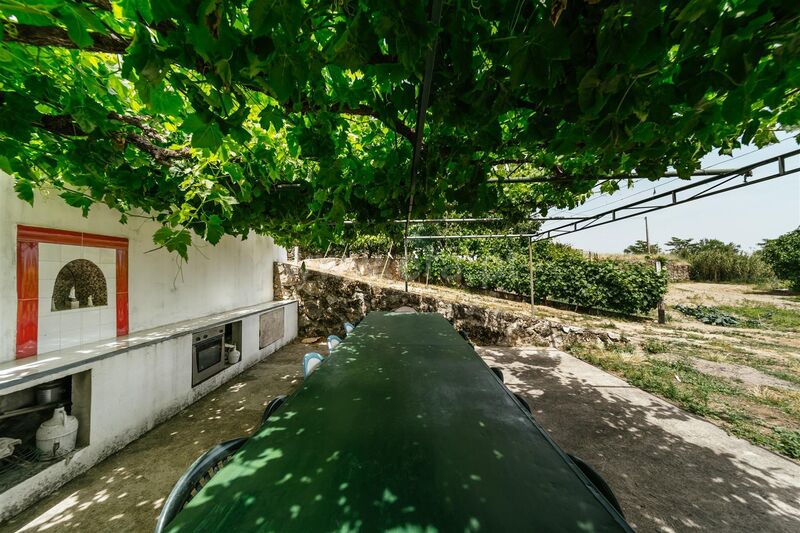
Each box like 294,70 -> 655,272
645,217 -> 651,255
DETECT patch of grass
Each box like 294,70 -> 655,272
565,343 -> 800,459
608,342 -> 634,354
717,302 -> 800,332
722,410 -> 800,460
642,339 -> 670,354
567,344 -> 739,415
760,368 -> 800,387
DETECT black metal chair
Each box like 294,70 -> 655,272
490,367 -> 504,382
155,437 -> 247,532
568,454 -> 625,517
260,395 -> 287,427
513,392 -> 531,414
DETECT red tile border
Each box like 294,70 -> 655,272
16,241 -> 39,358
84,232 -> 129,249
18,225 -> 128,249
18,225 -> 82,246
116,292 -> 129,337
16,225 -> 129,358
116,248 -> 128,295
16,299 -> 38,358
116,248 -> 129,336
17,241 -> 38,300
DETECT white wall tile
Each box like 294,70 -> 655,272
39,261 -> 62,282
60,311 -> 82,337
100,263 -> 115,281
59,327 -> 82,350
81,326 -> 101,344
99,248 -> 116,264
100,321 -> 116,340
39,243 -> 61,262
82,246 -> 100,263
100,307 -> 116,327
38,297 -> 51,316
60,245 -> 82,263
38,278 -> 55,299
38,314 -> 59,338
38,335 -> 61,354
81,309 -> 100,329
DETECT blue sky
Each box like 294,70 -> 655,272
544,132 -> 800,253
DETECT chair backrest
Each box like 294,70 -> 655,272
568,454 -> 625,517
327,335 -> 342,352
260,395 -> 287,427
392,306 -> 417,314
513,392 -> 531,414
458,329 -> 474,348
155,437 -> 247,532
343,322 -> 355,334
303,352 -> 325,377
490,366 -> 504,383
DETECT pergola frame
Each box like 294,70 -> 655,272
401,147 -> 800,241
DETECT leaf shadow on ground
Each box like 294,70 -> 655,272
480,346 -> 800,533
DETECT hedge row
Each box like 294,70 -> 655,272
408,253 -> 668,315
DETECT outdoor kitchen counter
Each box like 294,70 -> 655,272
0,300 -> 296,392
166,311 -> 632,532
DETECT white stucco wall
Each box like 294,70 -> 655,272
0,172 -> 281,363
0,169 -> 299,520
0,301 -> 298,522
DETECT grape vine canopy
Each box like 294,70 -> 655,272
0,0 -> 797,258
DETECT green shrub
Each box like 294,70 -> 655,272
408,252 -> 668,314
664,237 -> 775,283
642,339 -> 669,354
688,248 -> 773,283
761,229 -> 800,291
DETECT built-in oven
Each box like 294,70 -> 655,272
192,326 -> 226,387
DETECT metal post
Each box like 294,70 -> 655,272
381,242 -> 393,279
528,238 -> 535,317
322,242 -> 332,259
293,246 -> 300,264
404,237 -> 409,293
645,217 -> 650,254
656,260 -> 666,324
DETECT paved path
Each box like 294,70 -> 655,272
2,344 -> 311,532
5,343 -> 799,532
479,346 -> 800,533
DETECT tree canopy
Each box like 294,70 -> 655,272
0,0 -> 798,258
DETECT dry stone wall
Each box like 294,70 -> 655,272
274,262 -> 625,349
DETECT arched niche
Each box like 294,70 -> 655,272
52,259 -> 109,311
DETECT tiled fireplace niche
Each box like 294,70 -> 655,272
16,226 -> 128,358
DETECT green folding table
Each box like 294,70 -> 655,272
166,312 -> 633,532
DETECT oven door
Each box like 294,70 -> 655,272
192,334 -> 225,386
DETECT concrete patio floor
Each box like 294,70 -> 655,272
3,342 -> 799,532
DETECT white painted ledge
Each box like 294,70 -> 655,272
0,299 -> 297,392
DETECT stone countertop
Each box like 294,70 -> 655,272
0,299 -> 296,392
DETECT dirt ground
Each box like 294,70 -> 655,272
5,341 -> 799,533
665,282 -> 800,310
